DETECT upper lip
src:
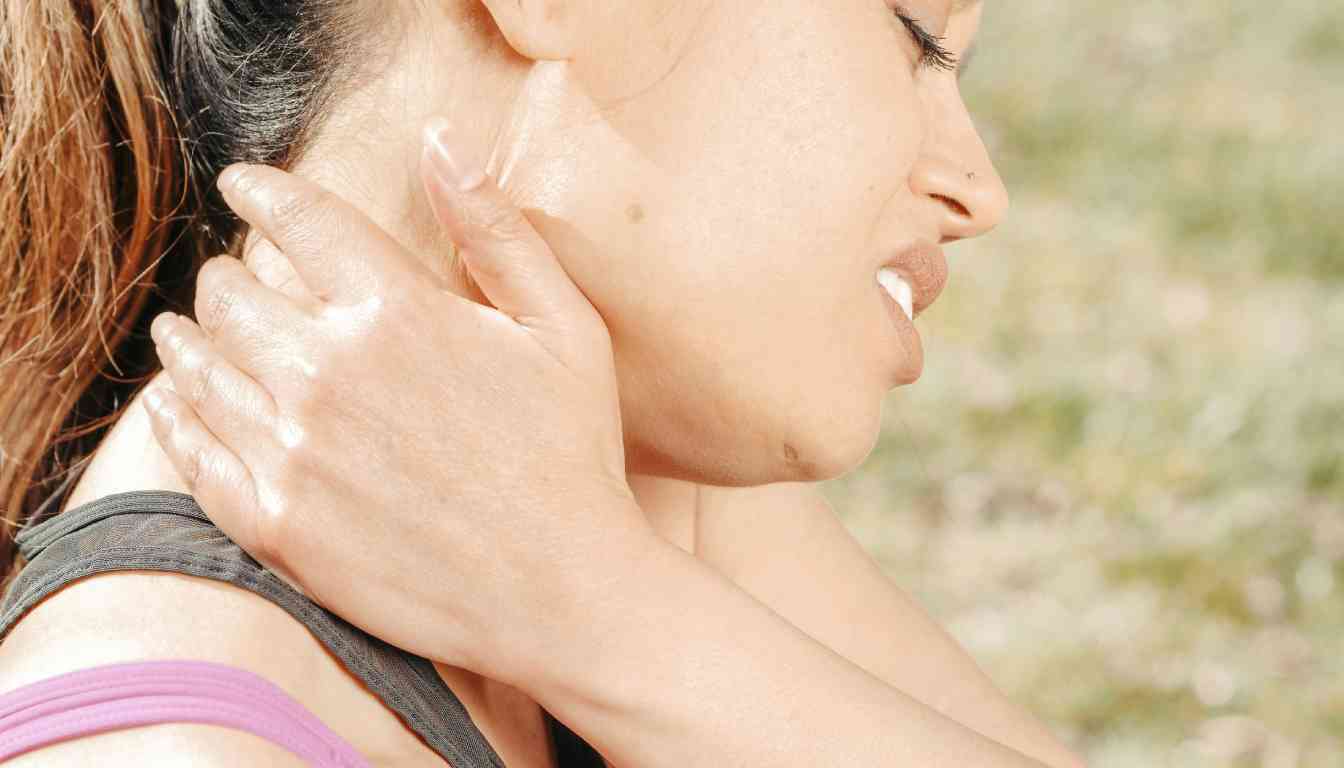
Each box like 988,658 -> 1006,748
879,241 -> 949,318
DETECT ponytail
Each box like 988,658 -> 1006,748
0,1 -> 198,593
1,0 -> 379,593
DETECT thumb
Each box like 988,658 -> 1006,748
419,117 -> 606,352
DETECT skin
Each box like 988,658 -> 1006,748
500,0 -> 1004,486
0,0 -> 1083,765
64,0 -> 1009,499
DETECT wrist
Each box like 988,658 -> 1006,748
508,523 -> 722,728
479,493 -> 669,689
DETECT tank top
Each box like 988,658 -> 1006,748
0,489 -> 606,768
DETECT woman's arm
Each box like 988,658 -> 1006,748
144,151 -> 1068,767
692,482 -> 1085,768
508,521 -> 1054,768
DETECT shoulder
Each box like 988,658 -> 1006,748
0,568 -> 335,693
0,569 -> 421,765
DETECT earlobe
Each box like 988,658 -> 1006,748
476,0 -> 586,61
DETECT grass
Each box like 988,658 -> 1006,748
818,1 -> 1344,765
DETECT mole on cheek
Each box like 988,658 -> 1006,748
626,202 -> 646,223
783,442 -> 800,463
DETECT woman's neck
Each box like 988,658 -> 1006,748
62,369 -> 704,538
61,370 -> 190,513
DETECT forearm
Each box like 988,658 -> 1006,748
691,482 -> 1084,768
507,526 -> 1050,768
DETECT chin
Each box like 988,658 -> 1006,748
774,404 -> 884,483
621,386 -> 883,486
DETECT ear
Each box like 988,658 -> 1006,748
477,0 -> 590,61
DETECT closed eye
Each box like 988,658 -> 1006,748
892,6 -> 958,73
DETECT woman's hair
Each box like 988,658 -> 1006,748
0,0 -> 376,592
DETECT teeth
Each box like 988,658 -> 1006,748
877,268 -> 914,321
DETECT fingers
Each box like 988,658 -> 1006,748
144,323 -> 309,595
217,164 -> 433,304
420,117 -> 606,348
193,254 -> 309,380
151,311 -> 280,452
141,385 -> 266,556
242,236 -> 318,307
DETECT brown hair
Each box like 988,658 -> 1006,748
0,0 -> 369,593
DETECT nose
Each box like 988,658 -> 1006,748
909,94 -> 1010,242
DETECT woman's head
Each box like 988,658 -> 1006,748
0,0 -> 1003,579
324,0 -> 1008,486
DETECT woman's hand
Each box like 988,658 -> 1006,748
143,118 -> 652,679
144,119 -> 1068,768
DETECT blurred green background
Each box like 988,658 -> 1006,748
818,1 -> 1344,766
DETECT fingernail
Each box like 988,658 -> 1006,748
217,165 -> 247,194
149,312 -> 177,344
424,117 -> 487,192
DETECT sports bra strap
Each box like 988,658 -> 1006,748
0,659 -> 370,766
1,491 -> 507,767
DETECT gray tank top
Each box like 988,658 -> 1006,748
0,489 -> 606,768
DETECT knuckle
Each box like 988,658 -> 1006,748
252,496 -> 294,566
204,285 -> 239,336
181,443 -> 207,489
271,413 -> 307,451
293,352 -> 326,389
270,187 -> 317,229
186,357 -> 220,410
464,201 -> 521,242
196,259 -> 241,334
272,187 -> 338,250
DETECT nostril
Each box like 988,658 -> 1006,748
932,193 -> 970,219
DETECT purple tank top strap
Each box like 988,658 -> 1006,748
0,659 -> 371,766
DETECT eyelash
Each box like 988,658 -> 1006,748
892,8 -> 958,73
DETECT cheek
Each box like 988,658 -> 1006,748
604,286 -> 888,483
558,1 -> 924,477
593,207 -> 893,482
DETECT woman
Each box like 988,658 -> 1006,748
0,0 -> 1082,765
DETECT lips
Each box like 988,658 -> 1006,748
878,241 -> 948,318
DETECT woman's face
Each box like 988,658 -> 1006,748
493,0 -> 1005,486
486,0 -> 1006,486
307,0 -> 1002,487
